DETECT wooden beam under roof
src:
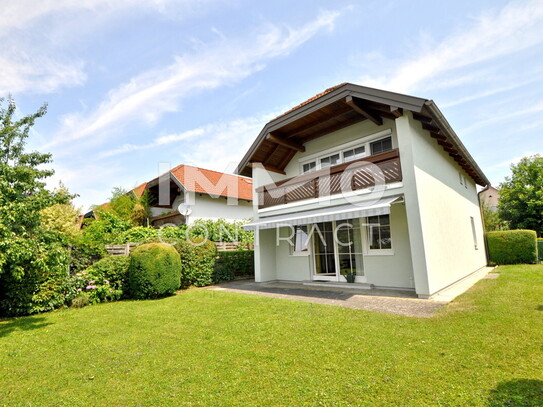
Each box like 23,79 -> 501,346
266,133 -> 305,152
248,162 -> 286,175
390,106 -> 403,118
421,122 -> 441,134
345,96 -> 383,126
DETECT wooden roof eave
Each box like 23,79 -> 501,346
236,83 -> 428,177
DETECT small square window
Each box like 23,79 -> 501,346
343,146 -> 365,162
320,153 -> 340,168
302,161 -> 316,174
370,137 -> 392,155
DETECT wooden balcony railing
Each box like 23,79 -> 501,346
256,149 -> 402,209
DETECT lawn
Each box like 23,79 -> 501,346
1,265 -> 542,406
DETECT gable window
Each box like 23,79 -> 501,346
343,146 -> 365,162
302,161 -> 316,174
298,130 -> 393,175
320,153 -> 340,169
370,137 -> 392,155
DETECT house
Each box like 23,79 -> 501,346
143,164 -> 253,227
84,165 -> 253,227
237,83 -> 489,299
478,185 -> 500,212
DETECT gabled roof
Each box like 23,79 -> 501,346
148,164 -> 253,201
235,83 -> 489,186
132,182 -> 148,198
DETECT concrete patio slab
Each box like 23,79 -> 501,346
203,280 -> 447,318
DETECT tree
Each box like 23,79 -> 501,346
498,155 -> 543,237
481,202 -> 507,232
40,183 -> 81,238
98,186 -> 150,226
0,96 -> 73,316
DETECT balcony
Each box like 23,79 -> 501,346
257,149 -> 402,209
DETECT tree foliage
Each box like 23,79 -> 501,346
498,155 -> 543,237
481,202 -> 507,232
0,96 -> 74,315
40,184 -> 81,238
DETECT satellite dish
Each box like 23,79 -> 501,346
177,204 -> 192,217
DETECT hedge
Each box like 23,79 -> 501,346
487,230 -> 538,265
214,250 -> 254,282
174,238 -> 218,287
128,243 -> 181,299
84,255 -> 130,293
538,238 -> 543,263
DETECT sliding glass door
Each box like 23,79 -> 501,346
311,219 -> 365,282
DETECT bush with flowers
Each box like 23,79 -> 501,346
72,256 -> 129,305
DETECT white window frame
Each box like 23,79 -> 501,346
470,217 -> 478,250
363,214 -> 394,256
288,225 -> 311,256
298,129 -> 393,175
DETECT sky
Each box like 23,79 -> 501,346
2,0 -> 542,211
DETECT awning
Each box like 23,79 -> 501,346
243,196 -> 402,231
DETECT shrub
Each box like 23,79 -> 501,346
128,243 -> 181,299
487,230 -> 538,265
538,238 -> 543,263
0,239 -> 74,317
186,219 -> 254,243
214,250 -> 254,282
175,238 -> 218,287
83,256 -> 130,293
119,226 -> 158,243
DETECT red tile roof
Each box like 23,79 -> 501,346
170,164 -> 253,201
275,83 -> 347,120
132,182 -> 148,198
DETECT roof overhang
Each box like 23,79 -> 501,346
235,83 -> 489,187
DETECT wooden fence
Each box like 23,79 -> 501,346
105,241 -> 253,255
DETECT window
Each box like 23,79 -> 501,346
470,217 -> 478,250
290,225 -> 309,255
302,161 -> 316,174
459,172 -> 464,186
320,153 -> 340,169
343,146 -> 365,162
367,215 -> 392,251
370,137 -> 392,155
298,131 -> 393,175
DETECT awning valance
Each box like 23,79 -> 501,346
243,196 -> 401,231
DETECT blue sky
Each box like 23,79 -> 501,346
3,0 -> 542,211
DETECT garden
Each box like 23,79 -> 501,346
0,97 -> 253,318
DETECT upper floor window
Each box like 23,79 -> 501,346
302,162 -> 316,174
343,146 -> 365,162
370,137 -> 392,155
320,153 -> 340,169
299,132 -> 393,175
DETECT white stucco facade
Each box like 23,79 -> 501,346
250,111 -> 487,298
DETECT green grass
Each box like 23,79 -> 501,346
1,265 -> 543,406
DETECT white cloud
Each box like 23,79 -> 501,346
48,9 -> 341,148
0,0 -> 222,95
356,0 -> 543,94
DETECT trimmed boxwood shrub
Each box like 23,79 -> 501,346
214,250 -> 254,282
487,230 -> 538,265
128,243 -> 181,299
538,238 -> 543,262
84,255 -> 130,293
174,238 -> 217,287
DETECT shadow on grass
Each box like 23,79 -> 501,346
536,305 -> 543,311
488,379 -> 543,406
0,316 -> 52,338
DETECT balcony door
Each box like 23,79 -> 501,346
312,219 -> 365,282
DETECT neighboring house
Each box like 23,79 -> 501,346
142,164 -> 253,226
237,83 -> 490,299
478,185 -> 500,212
83,165 -> 253,227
